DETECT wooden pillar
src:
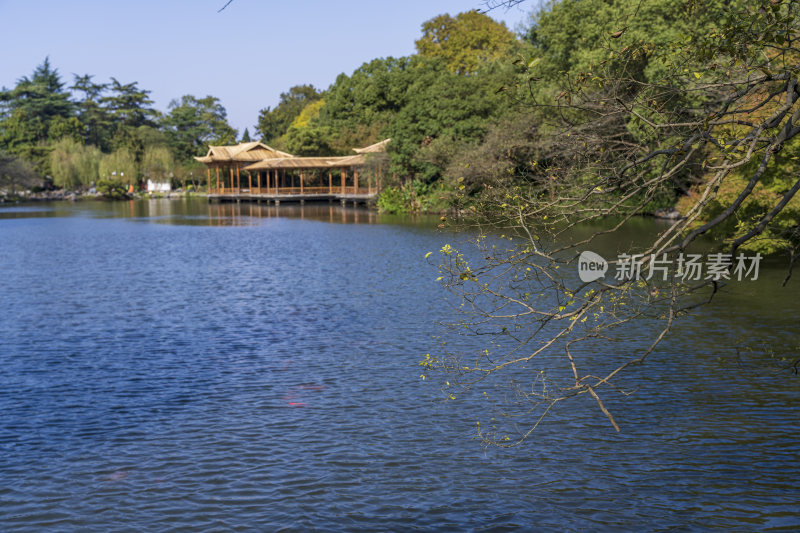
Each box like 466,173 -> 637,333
229,167 -> 234,193
215,167 -> 219,193
300,171 -> 304,194
248,171 -> 252,192
368,172 -> 371,194
354,169 -> 359,192
236,166 -> 241,192
341,169 -> 346,194
207,168 -> 211,192
328,170 -> 332,194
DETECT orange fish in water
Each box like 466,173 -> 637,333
283,383 -> 325,407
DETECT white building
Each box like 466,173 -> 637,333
147,179 -> 171,193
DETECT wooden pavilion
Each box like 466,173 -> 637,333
243,153 -> 380,196
197,139 -> 390,202
194,141 -> 293,194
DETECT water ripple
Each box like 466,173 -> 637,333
0,201 -> 798,531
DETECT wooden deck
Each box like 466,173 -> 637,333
208,186 -> 378,204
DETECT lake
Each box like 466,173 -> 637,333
1,198 -> 798,531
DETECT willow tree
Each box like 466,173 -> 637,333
99,148 -> 136,184
49,138 -> 101,189
426,0 -> 800,445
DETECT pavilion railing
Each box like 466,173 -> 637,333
210,187 -> 375,196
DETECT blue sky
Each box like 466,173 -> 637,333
0,1 -> 535,136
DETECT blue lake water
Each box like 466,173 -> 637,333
1,199 -> 798,531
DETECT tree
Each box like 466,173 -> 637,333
161,94 -> 237,162
240,127 -> 251,143
425,0 -> 800,445
49,138 -> 100,189
385,56 -> 514,181
101,78 -> 159,130
71,74 -> 113,150
320,57 -> 414,152
0,58 -> 75,171
0,150 -> 40,194
99,148 -> 136,184
142,145 -> 174,185
415,10 -> 516,74
0,57 -> 74,127
47,116 -> 84,144
256,84 -> 322,143
280,99 -> 336,156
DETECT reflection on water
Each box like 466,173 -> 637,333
0,198 -> 798,531
0,198 -> 440,228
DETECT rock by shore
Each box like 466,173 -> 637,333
652,207 -> 682,220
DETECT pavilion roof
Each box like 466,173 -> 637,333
353,138 -> 390,154
244,154 -> 366,171
194,142 -> 294,164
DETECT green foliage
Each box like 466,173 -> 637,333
0,150 -> 40,193
376,186 -> 407,214
283,125 -> 335,156
95,178 -> 129,199
376,179 -> 454,214
48,138 -> 101,189
0,58 -> 75,173
48,116 -> 84,144
110,125 -> 171,178
142,145 -> 174,184
162,94 -> 237,162
0,110 -> 50,171
384,57 -> 514,181
274,99 -> 335,156
101,78 -> 159,129
523,0 -> 739,85
289,99 -> 325,130
71,74 -> 113,149
416,10 -> 516,74
0,57 -> 74,135
685,136 -> 800,256
99,148 -> 136,183
320,57 -> 414,148
1,58 -> 240,195
256,84 -> 322,143
315,53 -> 515,186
